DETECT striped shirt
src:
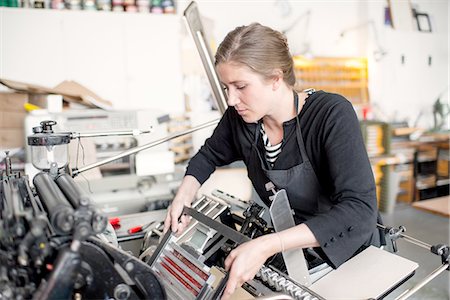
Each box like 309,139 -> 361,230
259,89 -> 315,167
260,123 -> 282,167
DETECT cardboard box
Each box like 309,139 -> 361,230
0,78 -> 112,149
0,92 -> 28,112
0,111 -> 27,128
0,128 -> 24,149
0,78 -> 112,109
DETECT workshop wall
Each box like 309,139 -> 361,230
1,1 -> 448,129
180,0 -> 369,58
0,8 -> 184,113
367,0 -> 448,129
179,0 -> 448,129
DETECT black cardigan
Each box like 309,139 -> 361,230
186,91 -> 379,268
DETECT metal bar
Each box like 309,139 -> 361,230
377,224 -> 432,250
72,118 -> 220,177
71,129 -> 152,139
203,236 -> 229,261
183,207 -> 250,245
400,235 -> 433,250
175,201 -> 218,241
395,263 -> 449,300
183,1 -> 228,115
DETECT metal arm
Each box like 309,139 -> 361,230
70,128 -> 153,139
71,118 -> 220,177
377,224 -> 449,300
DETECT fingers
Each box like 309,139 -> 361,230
179,214 -> 191,230
221,278 -> 238,300
170,209 -> 180,233
221,263 -> 247,300
162,206 -> 173,234
163,204 -> 192,235
224,249 -> 236,271
172,214 -> 191,236
222,252 -> 237,300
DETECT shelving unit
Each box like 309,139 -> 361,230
293,56 -> 369,106
367,123 -> 416,211
360,121 -> 396,211
360,121 -> 390,157
414,139 -> 450,201
167,115 -> 193,164
385,131 -> 449,203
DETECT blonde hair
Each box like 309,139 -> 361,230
215,23 -> 296,87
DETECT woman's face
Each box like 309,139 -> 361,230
217,62 -> 276,123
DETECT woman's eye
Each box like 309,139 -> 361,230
236,85 -> 246,90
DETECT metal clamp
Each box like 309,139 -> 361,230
383,225 -> 406,253
431,244 -> 450,269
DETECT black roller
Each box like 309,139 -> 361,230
55,174 -> 107,234
55,173 -> 89,208
33,173 -> 74,234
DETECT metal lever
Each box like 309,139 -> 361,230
269,189 -> 311,287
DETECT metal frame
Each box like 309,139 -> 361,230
377,224 -> 449,300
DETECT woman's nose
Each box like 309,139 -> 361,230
227,89 -> 240,106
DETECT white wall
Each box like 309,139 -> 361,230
178,0 -> 449,129
367,0 -> 449,128
1,1 -> 448,128
0,8 -> 185,113
178,0 -> 369,57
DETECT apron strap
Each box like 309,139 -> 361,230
294,91 -> 313,162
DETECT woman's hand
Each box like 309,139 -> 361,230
220,224 -> 319,299
163,175 -> 200,234
163,194 -> 191,234
221,234 -> 279,300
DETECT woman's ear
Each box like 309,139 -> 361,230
271,69 -> 284,91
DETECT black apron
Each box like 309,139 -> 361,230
247,91 -> 332,224
246,91 -> 384,269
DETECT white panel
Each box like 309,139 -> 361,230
0,8 -> 184,113
123,13 -> 184,112
368,27 -> 448,128
1,8 -> 65,86
61,10 -> 127,109
180,1 -> 368,57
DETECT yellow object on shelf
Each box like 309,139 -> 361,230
24,102 -> 42,112
293,56 -> 369,105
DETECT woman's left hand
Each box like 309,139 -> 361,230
221,234 -> 278,300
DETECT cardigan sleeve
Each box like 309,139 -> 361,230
304,98 -> 378,268
185,109 -> 243,184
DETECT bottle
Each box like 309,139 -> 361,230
96,0 -> 111,11
33,0 -> 45,8
149,0 -> 162,13
161,0 -> 174,13
135,0 -> 148,13
51,0 -> 64,9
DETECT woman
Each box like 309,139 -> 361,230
164,23 -> 381,299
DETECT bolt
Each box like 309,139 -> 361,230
114,284 -> 131,300
125,262 -> 134,272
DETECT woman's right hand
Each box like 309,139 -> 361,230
163,193 -> 192,234
163,175 -> 201,234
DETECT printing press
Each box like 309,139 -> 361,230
1,113 -> 449,300
1,2 -> 449,299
